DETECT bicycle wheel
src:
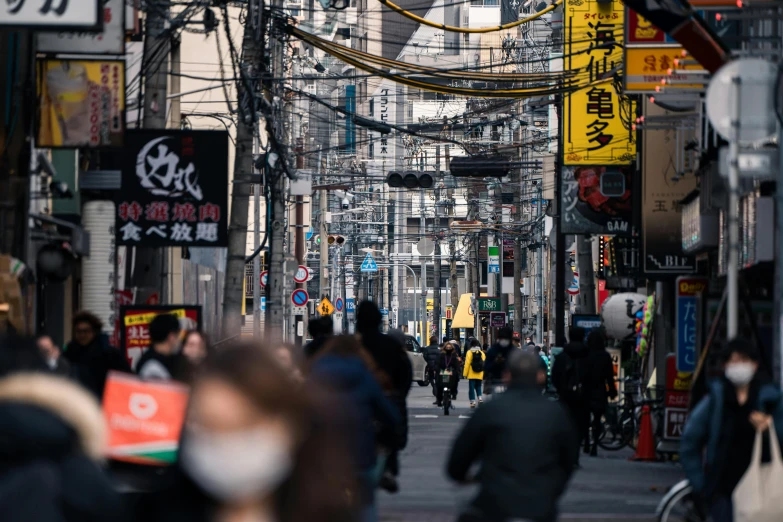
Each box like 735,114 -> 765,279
443,393 -> 451,416
597,419 -> 627,450
657,480 -> 701,522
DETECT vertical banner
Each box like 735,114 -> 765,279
560,165 -> 635,235
563,0 -> 636,165
675,277 -> 707,372
664,354 -> 692,440
642,101 -> 697,276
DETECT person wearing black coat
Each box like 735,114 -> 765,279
448,350 -> 578,522
484,327 -> 516,384
583,331 -> 617,456
435,342 -> 461,407
551,326 -> 591,459
0,336 -> 127,522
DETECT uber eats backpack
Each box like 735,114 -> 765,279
470,351 -> 485,373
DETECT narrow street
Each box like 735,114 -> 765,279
379,388 -> 684,522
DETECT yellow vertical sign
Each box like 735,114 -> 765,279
563,0 -> 636,165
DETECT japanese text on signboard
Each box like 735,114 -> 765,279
117,130 -> 229,247
563,0 -> 636,165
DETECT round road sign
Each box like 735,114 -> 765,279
335,298 -> 344,312
568,271 -> 580,296
294,265 -> 309,284
291,289 -> 309,306
260,270 -> 268,287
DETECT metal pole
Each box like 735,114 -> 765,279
318,151 -> 328,301
537,185 -> 544,345
433,145 -> 442,342
420,190 -> 427,344
253,136 -> 262,339
392,192 -> 400,328
727,76 -> 741,338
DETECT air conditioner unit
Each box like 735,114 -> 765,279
305,84 -> 316,96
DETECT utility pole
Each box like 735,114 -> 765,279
433,145 -> 442,343
318,151 -> 328,300
419,190 -> 427,344
447,146 -> 458,340
576,235 -> 596,314
294,147 -> 305,345
132,0 -> 171,304
536,184 -> 544,345
253,134 -> 262,339
222,10 -> 259,340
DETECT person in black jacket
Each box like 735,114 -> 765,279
424,336 -> 441,388
435,341 -> 461,407
552,326 -> 591,459
304,316 -> 334,359
63,311 -> 130,399
583,330 -> 617,456
484,327 -> 515,384
136,313 -> 183,381
447,350 -> 578,522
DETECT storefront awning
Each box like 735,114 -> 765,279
451,293 -> 475,329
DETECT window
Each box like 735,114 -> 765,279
369,98 -> 374,116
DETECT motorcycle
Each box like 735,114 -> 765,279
441,369 -> 454,415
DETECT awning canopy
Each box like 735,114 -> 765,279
451,293 -> 475,329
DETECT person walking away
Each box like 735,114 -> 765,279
525,336 -> 536,348
310,336 -> 400,522
356,301 -> 412,494
304,316 -> 334,359
464,341 -> 486,408
436,341 -> 462,408
681,339 -> 783,522
63,311 -> 130,399
583,331 -> 617,456
447,350 -> 578,522
551,326 -> 591,461
136,314 -> 182,381
424,336 -> 441,390
0,335 -> 128,522
37,334 -> 71,377
137,342 -> 361,522
484,327 -> 516,391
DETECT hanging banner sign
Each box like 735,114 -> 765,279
1,0 -> 101,29
675,277 -> 707,373
563,0 -> 636,166
120,305 -> 202,369
625,8 -> 678,46
561,165 -> 635,236
624,48 -> 704,93
38,0 -> 126,55
117,130 -> 229,248
37,59 -> 125,148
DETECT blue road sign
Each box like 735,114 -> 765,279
346,298 -> 355,313
380,309 -> 389,316
260,296 -> 266,312
335,298 -> 344,312
305,228 -> 314,241
360,253 -> 378,273
291,289 -> 309,307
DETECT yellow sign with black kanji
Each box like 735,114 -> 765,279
563,0 -> 636,165
318,298 -> 335,316
624,48 -> 705,93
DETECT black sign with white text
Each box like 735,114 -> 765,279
116,130 -> 229,248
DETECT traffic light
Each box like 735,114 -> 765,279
449,155 -> 511,178
327,235 -> 345,245
386,171 -> 434,189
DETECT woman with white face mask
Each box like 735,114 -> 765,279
681,339 -> 783,522
140,343 -> 360,522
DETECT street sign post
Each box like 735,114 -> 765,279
488,246 -> 500,273
346,298 -> 355,313
318,297 -> 335,316
291,289 -> 309,307
360,253 -> 379,272
490,312 -> 506,328
335,298 -> 344,312
294,265 -> 309,284
260,271 -> 268,288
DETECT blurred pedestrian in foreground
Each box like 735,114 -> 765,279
356,301 -> 412,494
178,330 -> 210,383
583,331 -> 616,456
310,335 -> 400,522
276,343 -> 304,385
37,334 -> 71,377
63,311 -> 130,398
463,339 -> 485,408
447,350 -> 578,522
681,339 -> 783,522
0,335 -> 127,522
136,314 -> 182,381
304,316 -> 334,359
424,335 -> 442,387
552,326 -> 590,460
140,342 -> 360,522
435,341 -> 461,408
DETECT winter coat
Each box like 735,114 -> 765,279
680,377 -> 783,499
63,333 -> 130,399
359,330 -> 412,398
423,344 -> 441,369
310,355 -> 400,469
463,348 -> 486,380
484,342 -> 515,382
447,385 -> 578,522
0,373 -> 127,522
551,341 -> 590,404
583,346 -> 617,409
136,348 -> 182,382
304,336 -> 330,359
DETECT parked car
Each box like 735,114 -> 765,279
404,335 -> 429,386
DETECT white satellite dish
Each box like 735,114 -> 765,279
706,58 -> 779,144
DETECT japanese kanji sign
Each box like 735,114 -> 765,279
1,0 -> 100,29
675,277 -> 706,373
664,354 -> 692,440
624,48 -> 704,93
560,165 -> 635,236
37,59 -> 126,148
625,8 -> 677,46
119,305 -> 202,369
563,0 -> 636,165
117,130 -> 229,247
38,0 -> 125,55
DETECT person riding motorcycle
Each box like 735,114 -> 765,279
436,341 -> 461,408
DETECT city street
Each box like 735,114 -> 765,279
379,388 -> 684,522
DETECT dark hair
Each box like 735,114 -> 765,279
429,336 -> 438,345
587,330 -> 606,352
72,311 -> 103,332
723,339 -> 760,363
498,327 -> 513,340
196,343 -> 359,522
148,314 -> 180,344
568,326 -> 586,344
183,330 -> 210,352
470,338 -> 481,348
308,316 -> 334,338
355,301 -> 381,332
507,350 -> 541,388
0,335 -> 49,378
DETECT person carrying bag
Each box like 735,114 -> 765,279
733,422 -> 783,522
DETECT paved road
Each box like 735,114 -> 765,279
378,387 -> 684,522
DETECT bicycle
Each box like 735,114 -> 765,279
441,369 -> 454,415
656,480 -> 704,522
598,378 -> 641,451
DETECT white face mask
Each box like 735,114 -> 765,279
725,362 -> 756,386
46,358 -> 57,370
499,340 -> 511,348
180,426 -> 293,501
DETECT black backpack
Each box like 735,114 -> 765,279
470,351 -> 485,373
562,356 -> 584,398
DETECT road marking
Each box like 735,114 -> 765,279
459,415 -> 471,419
414,415 -> 439,419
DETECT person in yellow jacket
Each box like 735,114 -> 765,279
464,339 -> 486,408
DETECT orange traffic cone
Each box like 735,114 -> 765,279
631,405 -> 657,462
